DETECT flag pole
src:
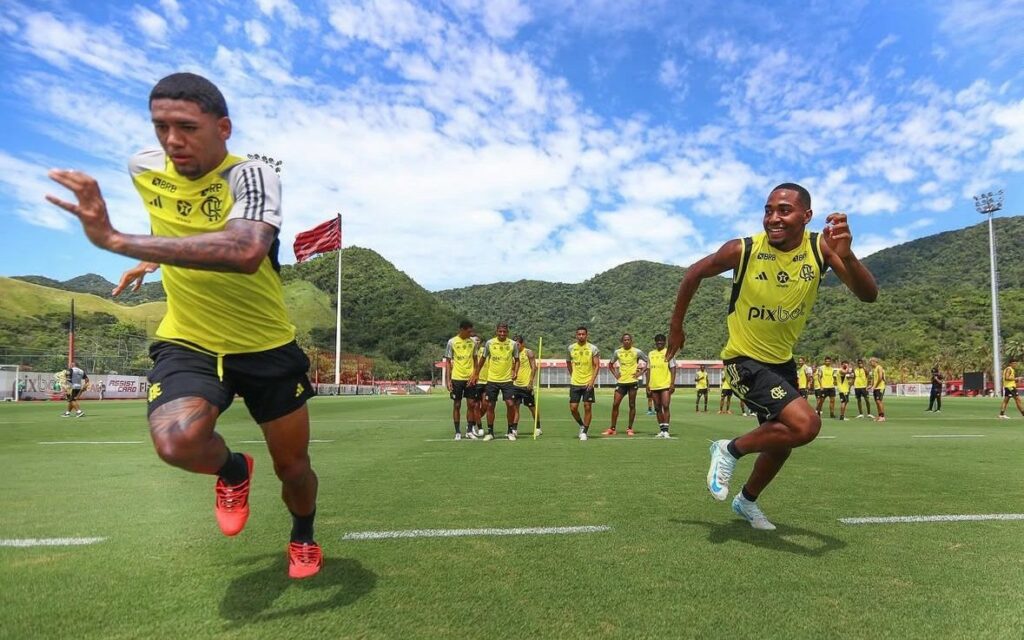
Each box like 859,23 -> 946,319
334,213 -> 342,385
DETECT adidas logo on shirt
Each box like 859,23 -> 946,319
755,272 -> 769,281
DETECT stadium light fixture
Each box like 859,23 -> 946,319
973,190 -> 1004,395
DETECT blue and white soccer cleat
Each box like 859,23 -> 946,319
732,494 -> 776,530
707,440 -> 737,501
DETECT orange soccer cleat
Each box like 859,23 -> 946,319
602,427 -> 617,436
626,428 -> 636,436
288,541 -> 323,579
214,453 -> 254,536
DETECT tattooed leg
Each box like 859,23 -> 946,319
149,397 -> 225,474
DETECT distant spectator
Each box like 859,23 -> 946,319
926,368 -> 943,412
97,381 -> 106,401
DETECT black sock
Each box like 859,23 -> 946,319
741,485 -> 758,502
726,439 -> 744,459
290,509 -> 316,543
660,424 -> 669,432
582,424 -> 589,434
454,421 -> 461,434
574,417 -> 584,426
217,450 -> 249,485
487,424 -> 494,434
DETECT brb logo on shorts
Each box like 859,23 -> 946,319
747,304 -> 804,323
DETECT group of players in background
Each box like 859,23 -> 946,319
444,320 -> 904,441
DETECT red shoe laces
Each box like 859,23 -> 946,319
290,542 -> 322,565
216,478 -> 249,510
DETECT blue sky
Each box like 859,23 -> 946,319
1,0 -> 1022,290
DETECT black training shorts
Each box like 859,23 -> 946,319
873,388 -> 885,401
615,381 -> 639,396
839,392 -> 850,403
450,379 -> 470,402
513,385 -> 535,407
721,389 -> 733,398
486,381 -> 515,403
855,388 -> 869,399
723,357 -> 801,424
1004,387 -> 1019,399
569,385 -> 595,404
820,388 -> 836,398
147,340 -> 315,424
68,388 -> 82,400
696,388 -> 708,398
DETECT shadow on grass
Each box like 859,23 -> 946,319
219,553 -> 376,625
671,519 -> 846,557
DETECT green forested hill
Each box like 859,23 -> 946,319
436,262 -> 732,358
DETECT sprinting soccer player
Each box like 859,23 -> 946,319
46,73 -> 323,578
853,358 -> 872,418
511,335 -> 541,436
870,357 -> 887,422
567,326 -> 600,441
480,322 -> 520,440
814,356 -> 838,418
605,333 -> 648,436
647,334 -> 675,438
695,364 -> 709,412
718,375 -> 734,414
61,361 -> 89,418
837,361 -> 852,420
668,183 -> 877,530
796,356 -> 809,399
927,367 -> 943,413
998,359 -> 1024,418
444,320 -> 477,440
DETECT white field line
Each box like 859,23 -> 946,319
817,436 -> 838,439
840,514 -> 1024,525
38,441 -> 145,445
911,434 -> 985,438
238,439 -> 334,444
0,537 -> 106,547
343,525 -> 611,541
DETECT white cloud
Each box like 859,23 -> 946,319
132,6 -> 168,42
159,0 -> 188,30
256,0 -> 318,30
657,58 -> 684,90
245,20 -> 271,46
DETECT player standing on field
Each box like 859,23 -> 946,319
46,73 -> 323,577
444,320 -> 477,440
647,334 -> 675,438
478,322 -> 520,440
511,335 -> 541,436
694,364 -> 709,412
567,326 -> 600,441
668,183 -> 877,530
870,357 -> 887,422
998,358 -> 1024,418
927,367 -> 943,413
61,361 -> 89,418
606,333 -> 648,436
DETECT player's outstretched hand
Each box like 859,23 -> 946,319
823,212 -> 854,259
113,262 -> 159,297
46,169 -> 117,250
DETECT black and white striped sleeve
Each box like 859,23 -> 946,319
226,160 -> 283,229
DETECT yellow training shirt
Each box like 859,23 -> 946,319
721,376 -> 731,391
484,337 -> 519,383
475,340 -> 490,384
1004,366 -> 1017,390
130,149 -> 293,355
444,335 -> 476,381
797,366 -> 808,389
567,342 -> 600,386
514,348 -> 534,387
610,347 -> 648,384
818,365 -> 836,389
838,370 -> 851,394
721,231 -> 826,364
854,367 -> 868,388
647,348 -> 673,390
695,371 -> 708,390
872,365 -> 885,390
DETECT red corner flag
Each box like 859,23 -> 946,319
293,216 -> 341,262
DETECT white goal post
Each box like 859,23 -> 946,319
0,365 -> 20,402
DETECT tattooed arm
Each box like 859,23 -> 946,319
46,169 -> 275,274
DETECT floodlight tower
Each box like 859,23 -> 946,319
974,190 -> 1004,396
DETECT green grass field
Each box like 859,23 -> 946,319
2,392 -> 1022,639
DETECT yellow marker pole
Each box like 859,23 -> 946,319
533,337 -> 543,439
